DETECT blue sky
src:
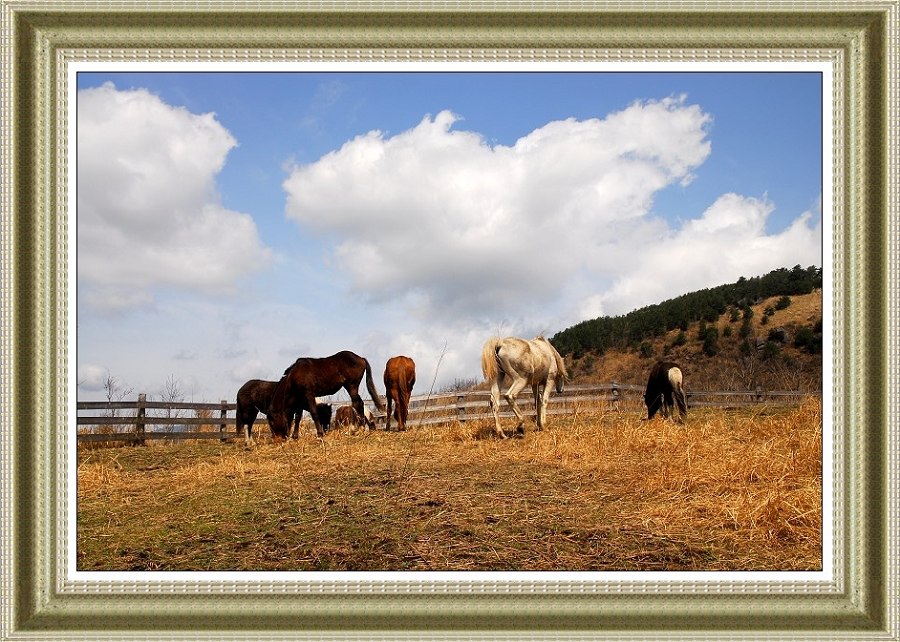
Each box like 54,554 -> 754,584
75,70 -> 823,404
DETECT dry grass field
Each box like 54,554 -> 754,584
77,399 -> 822,572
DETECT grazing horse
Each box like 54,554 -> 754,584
236,379 -> 331,446
269,351 -> 385,438
644,361 -> 687,423
293,403 -> 333,439
332,404 -> 375,430
480,336 -> 568,439
384,355 -> 416,431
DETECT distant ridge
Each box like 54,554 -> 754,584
551,265 -> 822,359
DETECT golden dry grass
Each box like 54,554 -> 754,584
77,399 -> 822,572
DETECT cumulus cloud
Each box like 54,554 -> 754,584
284,98 -> 712,319
283,97 -> 820,341
77,83 -> 272,313
577,194 -> 822,319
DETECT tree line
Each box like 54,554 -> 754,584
550,265 -> 822,359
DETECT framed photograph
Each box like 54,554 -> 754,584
2,2 -> 897,640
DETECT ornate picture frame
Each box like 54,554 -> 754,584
1,2 -> 897,639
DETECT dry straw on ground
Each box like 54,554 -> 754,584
78,399 -> 822,572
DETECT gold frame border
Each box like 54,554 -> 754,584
1,2 -> 897,639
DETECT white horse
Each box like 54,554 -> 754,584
480,336 -> 568,439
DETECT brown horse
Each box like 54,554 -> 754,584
235,379 -> 331,446
332,404 -> 374,430
384,355 -> 416,431
269,351 -> 385,438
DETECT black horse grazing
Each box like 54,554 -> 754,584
235,379 -> 331,446
296,403 -> 333,439
269,351 -> 386,438
644,361 -> 687,423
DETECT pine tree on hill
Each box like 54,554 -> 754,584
550,265 -> 822,357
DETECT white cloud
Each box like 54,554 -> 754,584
282,98 -> 821,379
77,83 -> 272,312
578,194 -> 822,319
284,98 -> 713,319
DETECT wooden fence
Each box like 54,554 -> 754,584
77,384 -> 817,445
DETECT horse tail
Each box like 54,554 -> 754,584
397,371 -> 411,423
669,366 -> 688,420
481,338 -> 501,382
364,358 -> 386,412
398,368 -> 411,400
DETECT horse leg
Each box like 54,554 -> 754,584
398,393 -> 409,431
532,384 -> 543,430
662,391 -> 674,419
242,422 -> 255,447
347,386 -> 368,433
489,377 -> 507,439
299,392 -> 323,437
504,376 -> 529,435
537,381 -> 554,430
674,386 -> 687,424
240,410 -> 258,447
291,411 -> 302,439
385,389 -> 394,432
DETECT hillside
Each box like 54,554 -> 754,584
562,290 -> 823,393
551,266 -> 821,358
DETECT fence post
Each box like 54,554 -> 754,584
134,393 -> 146,446
611,381 -> 619,412
219,400 -> 228,442
457,394 -> 466,423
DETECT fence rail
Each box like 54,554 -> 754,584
77,384 -> 818,445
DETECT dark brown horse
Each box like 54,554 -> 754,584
270,351 -> 385,438
384,355 -> 416,431
236,379 -> 331,446
644,361 -> 687,423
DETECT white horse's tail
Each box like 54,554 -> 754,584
481,337 -> 502,382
